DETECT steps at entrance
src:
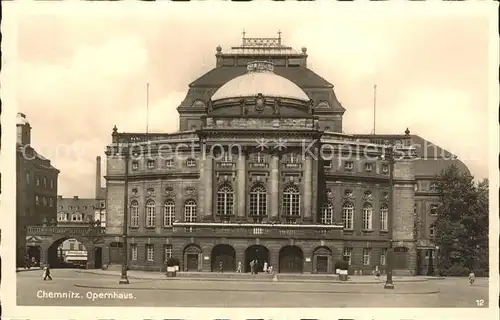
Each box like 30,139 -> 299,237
175,272 -> 339,281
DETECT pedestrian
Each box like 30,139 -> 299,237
375,266 -> 381,281
468,270 -> 475,285
43,264 -> 52,281
250,260 -> 255,274
254,259 -> 259,275
219,260 -> 224,273
237,261 -> 242,273
268,265 -> 273,274
263,261 -> 268,274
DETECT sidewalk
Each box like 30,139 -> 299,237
16,267 -> 41,272
76,269 -> 438,284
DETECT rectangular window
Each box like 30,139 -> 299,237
35,195 -> 40,205
430,204 -> 439,215
186,158 -> 197,167
132,161 -> 139,170
342,247 -> 352,265
323,160 -> 331,168
50,179 -> 54,189
147,159 -> 155,169
364,162 -> 373,171
289,154 -> 298,163
363,248 -> 371,265
380,248 -> 387,266
255,152 -> 264,163
69,242 -> 75,251
344,161 -> 353,170
165,159 -> 174,168
36,176 -> 40,186
380,209 -> 388,231
78,243 -> 84,251
164,244 -> 173,262
430,182 -> 439,192
146,244 -> 154,262
131,245 -> 138,261
430,225 -> 435,237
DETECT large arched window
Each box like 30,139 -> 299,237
282,185 -> 300,216
184,200 -> 197,222
163,200 -> 175,226
321,202 -> 334,224
217,184 -> 234,216
145,200 -> 156,227
362,203 -> 373,230
342,202 -> 354,229
380,203 -> 388,231
250,184 -> 267,216
130,200 -> 139,227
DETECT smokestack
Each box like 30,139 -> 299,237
96,156 -> 101,199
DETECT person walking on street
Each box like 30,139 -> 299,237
219,260 -> 224,273
250,260 -> 255,275
468,270 -> 475,285
43,264 -> 52,281
237,261 -> 242,273
263,261 -> 268,274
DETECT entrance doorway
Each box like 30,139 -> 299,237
279,246 -> 304,273
393,247 -> 409,270
244,245 -> 270,273
94,247 -> 103,269
109,242 -> 124,265
26,246 -> 41,267
187,254 -> 198,271
316,256 -> 328,273
211,244 -> 236,272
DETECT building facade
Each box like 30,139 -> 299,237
103,35 -> 468,274
17,113 -> 60,266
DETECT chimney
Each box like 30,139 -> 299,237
96,156 -> 101,199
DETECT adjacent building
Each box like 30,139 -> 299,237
103,35 -> 469,275
17,113 -> 59,266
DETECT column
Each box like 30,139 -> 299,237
303,155 -> 312,222
204,154 -> 213,221
270,153 -> 280,220
237,150 -> 246,220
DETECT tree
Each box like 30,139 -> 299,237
432,165 -> 489,276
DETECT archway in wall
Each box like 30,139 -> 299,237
211,244 -> 236,272
279,246 -> 304,273
26,246 -> 41,267
183,245 -> 202,272
109,242 -> 124,265
393,246 -> 409,270
244,245 -> 270,273
47,238 -> 88,268
312,246 -> 332,273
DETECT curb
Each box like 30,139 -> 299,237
16,268 -> 41,273
73,283 -> 439,295
75,271 -> 428,284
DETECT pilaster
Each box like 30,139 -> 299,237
270,153 -> 280,220
203,153 -> 213,222
303,155 -> 313,223
237,150 -> 246,219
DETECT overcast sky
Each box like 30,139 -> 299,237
11,3 -> 492,198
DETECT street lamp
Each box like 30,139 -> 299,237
119,138 -> 130,285
435,245 -> 440,277
382,141 -> 395,289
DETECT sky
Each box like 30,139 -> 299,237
11,3 -> 493,198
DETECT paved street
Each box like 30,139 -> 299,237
17,269 -> 489,307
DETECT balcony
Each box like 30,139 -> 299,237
168,222 -> 343,239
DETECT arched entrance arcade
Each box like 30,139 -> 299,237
244,245 -> 270,273
211,244 -> 236,272
279,245 -> 304,273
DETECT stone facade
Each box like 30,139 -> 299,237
99,36 -> 468,275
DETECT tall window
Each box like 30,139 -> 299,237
249,184 -> 267,216
255,152 -> 264,163
146,244 -> 154,262
184,200 -> 197,222
430,225 -> 436,237
164,244 -> 173,262
131,245 -> 138,261
342,203 -> 354,229
130,200 -> 139,227
163,200 -> 175,226
43,177 -> 47,187
362,203 -> 373,230
217,184 -> 234,215
282,185 -> 300,216
380,204 -> 388,231
321,202 -> 334,224
36,176 -> 40,186
145,200 -> 156,227
26,172 -> 30,184
343,248 -> 352,265
363,248 -> 371,265
380,248 -> 387,266
430,204 -> 439,215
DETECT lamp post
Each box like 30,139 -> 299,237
119,141 -> 130,285
384,142 -> 395,289
435,245 -> 440,277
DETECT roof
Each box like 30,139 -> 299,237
190,66 -> 333,88
16,143 -> 59,172
211,62 -> 310,101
